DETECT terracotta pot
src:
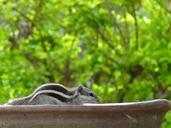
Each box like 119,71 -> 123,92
0,99 -> 170,128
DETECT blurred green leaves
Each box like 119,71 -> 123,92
0,0 -> 170,127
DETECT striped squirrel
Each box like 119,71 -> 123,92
6,83 -> 99,105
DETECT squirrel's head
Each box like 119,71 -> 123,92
77,86 -> 100,103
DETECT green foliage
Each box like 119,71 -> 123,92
0,0 -> 170,127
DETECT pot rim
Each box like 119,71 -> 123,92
0,99 -> 170,113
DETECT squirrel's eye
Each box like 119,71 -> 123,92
88,92 -> 94,97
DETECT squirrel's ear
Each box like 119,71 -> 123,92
78,86 -> 83,92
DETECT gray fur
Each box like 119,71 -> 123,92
6,83 -> 99,105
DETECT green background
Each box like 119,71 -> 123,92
0,0 -> 170,127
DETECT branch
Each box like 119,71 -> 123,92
130,2 -> 139,49
123,10 -> 130,48
8,31 -> 19,50
108,10 -> 127,45
13,6 -> 48,52
23,52 -> 40,67
62,32 -> 77,86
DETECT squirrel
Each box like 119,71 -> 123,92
6,83 -> 99,105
